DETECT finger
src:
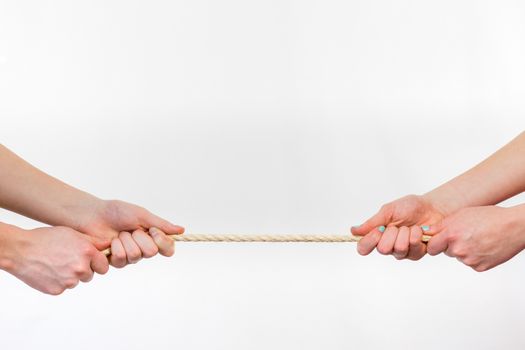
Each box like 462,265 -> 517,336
426,230 -> 450,256
78,267 -> 95,283
65,279 -> 80,290
393,226 -> 410,259
149,227 -> 175,257
444,247 -> 456,258
425,220 -> 445,236
142,211 -> 185,235
406,225 -> 426,260
85,235 -> 112,251
377,226 -> 398,255
109,238 -> 127,268
356,228 -> 382,256
119,231 -> 142,264
90,250 -> 110,275
351,206 -> 390,236
132,229 -> 159,258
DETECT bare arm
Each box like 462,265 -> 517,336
425,131 -> 525,215
0,144 -> 100,229
353,131 -> 525,261
0,144 -> 183,268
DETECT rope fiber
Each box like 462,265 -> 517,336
101,233 -> 431,256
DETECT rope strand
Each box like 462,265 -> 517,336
101,233 -> 431,256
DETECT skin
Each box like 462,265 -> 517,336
351,194 -> 444,260
0,144 -> 184,293
352,131 -> 525,270
76,200 -> 183,268
426,205 -> 525,272
0,223 -> 109,295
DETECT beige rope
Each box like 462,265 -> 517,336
101,233 -> 431,256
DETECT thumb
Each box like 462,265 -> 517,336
351,206 -> 390,236
143,211 -> 185,235
424,220 -> 446,236
85,235 -> 112,251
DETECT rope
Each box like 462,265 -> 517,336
101,233 -> 431,256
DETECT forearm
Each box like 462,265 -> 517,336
0,144 -> 103,230
0,222 -> 22,272
424,131 -> 525,215
508,203 -> 525,250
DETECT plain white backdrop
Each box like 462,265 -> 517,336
1,1 -> 525,349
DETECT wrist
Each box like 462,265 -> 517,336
422,183 -> 469,216
0,223 -> 27,273
62,194 -> 106,232
506,204 -> 525,251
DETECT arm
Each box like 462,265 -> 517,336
0,222 -> 109,295
426,204 -> 525,271
0,144 -> 100,230
0,144 -> 183,266
352,131 -> 525,259
424,131 -> 525,215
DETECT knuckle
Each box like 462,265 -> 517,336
132,229 -> 145,236
73,264 -> 87,275
128,252 -> 142,263
394,244 -> 408,256
426,245 -> 438,256
163,244 -> 175,257
408,254 -> 424,261
450,246 -> 466,258
462,257 -> 479,267
472,264 -> 487,272
130,250 -> 142,260
143,246 -> 159,258
113,250 -> 126,261
64,279 -> 78,289
377,245 -> 391,255
47,286 -> 65,296
111,260 -> 127,269
447,232 -> 458,243
82,245 -> 95,257
409,236 -> 420,246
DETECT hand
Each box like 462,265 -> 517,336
351,194 -> 446,260
426,206 -> 525,271
80,200 -> 184,268
1,225 -> 109,295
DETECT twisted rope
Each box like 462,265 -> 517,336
101,233 -> 431,256
173,233 -> 360,242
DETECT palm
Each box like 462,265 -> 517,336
387,195 -> 445,227
352,194 -> 446,238
82,200 -> 146,241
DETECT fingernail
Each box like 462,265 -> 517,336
149,227 -> 159,236
378,225 -> 386,233
351,225 -> 360,229
421,225 -> 430,232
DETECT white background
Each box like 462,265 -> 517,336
2,1 -> 525,349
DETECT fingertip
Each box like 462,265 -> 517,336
356,243 -> 371,256
149,227 -> 176,257
99,260 -> 110,275
426,240 -> 438,256
351,224 -> 366,235
172,225 -> 185,234
164,244 -> 176,257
